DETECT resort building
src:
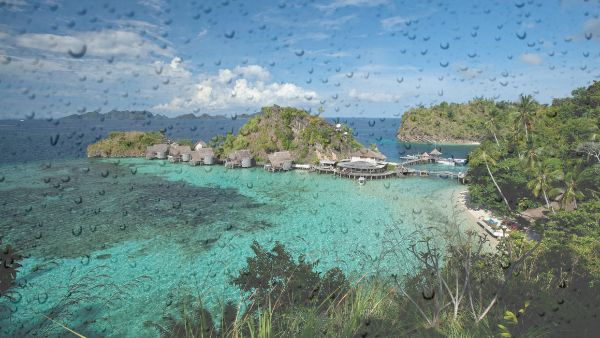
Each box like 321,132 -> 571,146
265,151 -> 294,171
316,148 -> 394,180
194,140 -> 208,150
145,144 -> 169,160
168,144 -> 192,163
429,148 -> 442,158
225,149 -> 253,168
350,148 -> 387,163
189,148 -> 215,166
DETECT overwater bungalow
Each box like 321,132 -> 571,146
145,144 -> 169,160
189,148 -> 215,166
168,144 -> 192,163
267,151 -> 294,171
225,149 -> 253,168
430,148 -> 442,158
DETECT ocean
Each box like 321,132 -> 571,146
0,118 -> 476,336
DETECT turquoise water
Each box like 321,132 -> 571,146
0,158 -> 471,337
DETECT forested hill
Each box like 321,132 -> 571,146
397,99 -> 518,144
214,105 -> 364,163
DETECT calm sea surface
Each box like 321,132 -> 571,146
0,118 -> 476,336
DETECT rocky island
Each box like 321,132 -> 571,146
215,105 -> 363,163
86,105 -> 374,164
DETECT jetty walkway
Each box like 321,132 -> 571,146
310,157 -> 467,184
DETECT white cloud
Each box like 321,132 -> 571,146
169,57 -> 182,70
521,53 -> 543,65
348,89 -> 401,102
138,0 -> 165,11
197,29 -> 208,38
317,0 -> 388,11
14,29 -> 173,59
153,65 -> 317,111
319,15 -> 357,29
381,16 -> 410,30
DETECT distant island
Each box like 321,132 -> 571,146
62,109 -> 258,121
86,105 -> 373,163
396,99 -> 518,144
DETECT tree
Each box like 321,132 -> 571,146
527,161 -> 563,213
557,165 -> 586,211
576,142 -> 600,163
555,162 -> 599,211
484,118 -> 500,147
521,144 -> 542,172
516,94 -> 537,142
469,144 -> 512,212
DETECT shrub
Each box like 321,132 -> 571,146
232,241 -> 349,313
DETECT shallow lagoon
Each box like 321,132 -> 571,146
0,158 -> 472,336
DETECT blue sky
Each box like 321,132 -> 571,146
0,0 -> 599,118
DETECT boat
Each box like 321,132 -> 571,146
436,158 -> 455,166
453,158 -> 468,165
358,177 -> 366,185
439,171 -> 451,178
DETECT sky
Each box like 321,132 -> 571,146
0,0 -> 599,118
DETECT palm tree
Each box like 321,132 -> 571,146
469,145 -> 512,212
556,162 -> 597,211
522,144 -> 542,172
516,94 -> 537,142
484,118 -> 500,147
527,161 -> 563,214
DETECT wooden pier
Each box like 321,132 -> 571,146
313,163 -> 467,184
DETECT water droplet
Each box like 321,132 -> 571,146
68,44 -> 87,58
72,225 -> 82,236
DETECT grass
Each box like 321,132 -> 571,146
87,131 -> 166,158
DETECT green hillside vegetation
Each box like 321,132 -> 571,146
87,131 -> 166,158
215,105 -> 363,163
153,84 -> 600,337
397,99 -> 518,143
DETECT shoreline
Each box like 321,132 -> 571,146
455,187 -> 499,248
396,138 -> 481,146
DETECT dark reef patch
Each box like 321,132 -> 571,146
0,160 -> 273,259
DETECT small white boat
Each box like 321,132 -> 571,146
358,177 -> 366,185
454,158 -> 468,165
436,158 -> 455,166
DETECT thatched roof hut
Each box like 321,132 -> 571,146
420,152 -> 430,158
226,149 -> 253,168
169,144 -> 192,157
146,144 -> 169,160
430,148 -> 442,157
268,151 -> 294,170
351,148 -> 387,162
189,148 -> 215,166
519,207 -> 547,223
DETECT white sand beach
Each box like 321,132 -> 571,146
456,188 -> 500,248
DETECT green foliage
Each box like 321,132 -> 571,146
231,241 -> 349,313
87,131 -> 166,157
175,139 -> 194,147
398,98 -> 511,143
217,105 -> 363,163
